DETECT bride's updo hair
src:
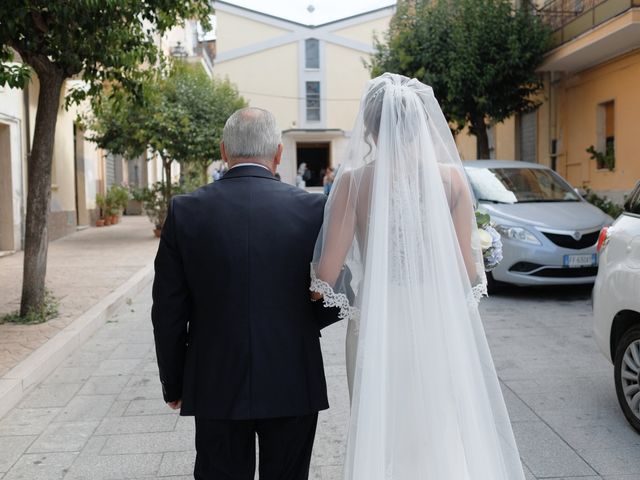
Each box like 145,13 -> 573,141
362,74 -> 430,157
363,81 -> 386,142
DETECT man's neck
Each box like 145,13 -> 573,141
229,162 -> 271,172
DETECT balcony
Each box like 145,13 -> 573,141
538,0 -> 640,72
540,0 -> 640,45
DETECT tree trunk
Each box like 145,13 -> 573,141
20,70 -> 65,316
473,117 -> 491,160
163,160 -> 172,199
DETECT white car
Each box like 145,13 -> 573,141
593,180 -> 640,433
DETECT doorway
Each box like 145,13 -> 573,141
0,123 -> 14,251
296,142 -> 330,187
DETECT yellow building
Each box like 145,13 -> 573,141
0,74 -> 105,253
461,0 -> 640,203
0,18 -> 216,253
212,1 -> 395,185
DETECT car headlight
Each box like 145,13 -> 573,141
495,225 -> 541,245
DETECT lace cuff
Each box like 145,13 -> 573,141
310,264 -> 357,321
471,282 -> 488,305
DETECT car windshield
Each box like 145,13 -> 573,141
465,167 -> 580,204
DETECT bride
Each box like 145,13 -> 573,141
310,73 -> 525,479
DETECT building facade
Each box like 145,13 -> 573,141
457,0 -> 640,202
0,17 -> 216,253
0,74 -> 106,254
212,1 -> 395,185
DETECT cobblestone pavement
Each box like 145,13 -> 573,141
0,216 -> 158,377
1,283 -> 639,479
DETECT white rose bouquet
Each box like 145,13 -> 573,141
475,210 -> 503,272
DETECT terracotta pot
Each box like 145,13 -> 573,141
104,217 -> 112,226
153,228 -> 162,238
110,215 -> 118,224
96,219 -> 105,227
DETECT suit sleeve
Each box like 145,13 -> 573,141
151,197 -> 189,403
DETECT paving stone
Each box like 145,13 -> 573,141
0,435 -> 36,472
116,384 -> 163,402
63,453 -> 162,479
53,395 -> 115,423
76,375 -> 130,396
94,414 -> 177,435
92,358 -> 143,377
20,383 -> 82,408
158,450 -> 195,476
100,430 -> 194,455
123,398 -> 170,416
174,415 -> 195,432
107,343 -> 151,361
0,408 -> 61,436
2,451 -> 78,480
27,421 -> 98,453
41,366 -> 96,385
577,447 -> 640,476
512,420 -> 598,478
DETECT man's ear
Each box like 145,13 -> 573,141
273,144 -> 283,171
220,142 -> 228,163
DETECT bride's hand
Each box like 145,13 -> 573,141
310,291 -> 323,301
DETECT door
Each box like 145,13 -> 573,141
296,142 -> 330,187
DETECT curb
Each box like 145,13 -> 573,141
0,263 -> 155,420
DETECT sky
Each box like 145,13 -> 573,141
220,0 -> 396,25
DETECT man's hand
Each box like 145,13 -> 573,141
167,400 -> 182,410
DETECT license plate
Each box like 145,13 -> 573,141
563,254 -> 598,268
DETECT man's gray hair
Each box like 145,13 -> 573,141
222,107 -> 281,160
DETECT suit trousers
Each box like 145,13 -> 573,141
194,413 -> 318,480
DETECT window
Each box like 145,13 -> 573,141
305,38 -> 319,69
306,81 -> 320,121
594,100 -> 615,170
487,124 -> 496,160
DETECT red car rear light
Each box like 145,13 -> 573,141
596,227 -> 609,253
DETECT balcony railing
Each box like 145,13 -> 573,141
538,0 -> 640,46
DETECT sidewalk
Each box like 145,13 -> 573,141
0,216 -> 158,378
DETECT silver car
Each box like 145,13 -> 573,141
464,161 -> 612,287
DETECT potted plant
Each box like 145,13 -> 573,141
95,194 -> 107,226
140,182 -> 168,237
108,185 -> 130,223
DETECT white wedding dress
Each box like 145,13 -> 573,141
310,74 -> 525,479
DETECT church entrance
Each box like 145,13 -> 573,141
296,142 -> 330,187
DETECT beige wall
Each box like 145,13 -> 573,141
215,12 -> 290,54
214,42 -> 299,129
556,50 -> 640,194
325,43 -> 372,131
332,16 -> 390,44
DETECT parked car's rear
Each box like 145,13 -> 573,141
593,181 -> 640,432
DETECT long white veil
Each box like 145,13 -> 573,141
310,73 -> 524,479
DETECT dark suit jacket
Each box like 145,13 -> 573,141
151,165 -> 339,419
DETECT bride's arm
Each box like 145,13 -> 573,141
311,171 -> 357,299
450,168 -> 478,283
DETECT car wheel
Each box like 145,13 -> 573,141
614,325 -> 640,433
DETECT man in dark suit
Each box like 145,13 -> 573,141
151,107 -> 339,480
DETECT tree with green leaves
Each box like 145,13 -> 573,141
0,1 -> 211,318
89,62 -> 246,198
371,0 -> 551,159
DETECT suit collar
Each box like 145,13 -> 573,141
220,165 -> 278,181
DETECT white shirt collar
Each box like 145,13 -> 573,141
230,162 -> 271,172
